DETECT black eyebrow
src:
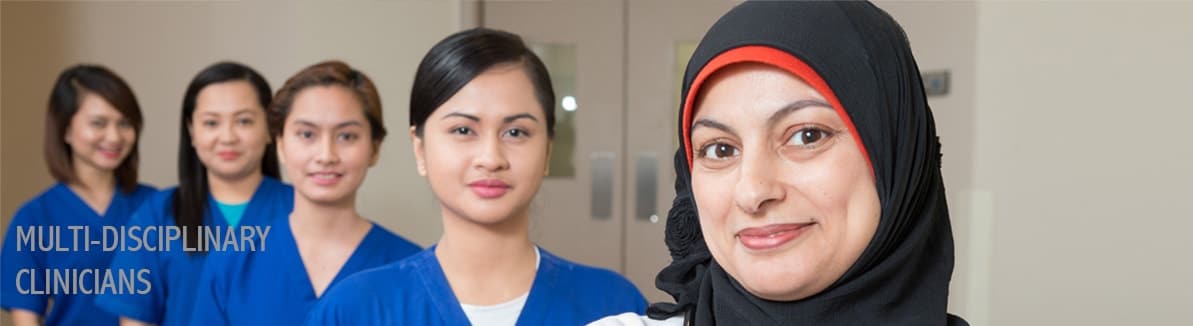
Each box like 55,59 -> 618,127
291,120 -> 363,129
334,121 -> 364,129
691,118 -> 736,136
767,99 -> 833,128
503,113 -> 538,124
442,112 -> 479,122
199,109 -> 257,116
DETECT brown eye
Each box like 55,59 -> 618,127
700,143 -> 739,160
788,128 -> 830,146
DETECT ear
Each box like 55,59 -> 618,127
275,136 -> 286,165
411,126 -> 427,177
543,141 -> 553,177
369,141 -> 382,167
186,119 -> 197,147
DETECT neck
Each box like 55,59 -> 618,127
289,192 -> 365,240
70,159 -> 117,193
436,206 -> 537,305
208,170 -> 263,204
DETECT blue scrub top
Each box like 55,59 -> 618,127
305,246 -> 648,326
1,183 -> 156,326
189,216 -> 421,326
94,177 -> 292,325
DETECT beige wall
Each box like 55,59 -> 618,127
5,1 -> 1193,324
885,1 -> 1193,324
976,1 -> 1193,324
1,0 -> 463,244
2,1 -> 462,321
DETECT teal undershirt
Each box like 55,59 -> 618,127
215,200 -> 249,227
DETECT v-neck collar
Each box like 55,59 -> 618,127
419,245 -> 558,325
54,183 -> 123,220
206,177 -> 274,227
282,217 -> 379,300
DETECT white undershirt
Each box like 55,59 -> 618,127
459,247 -> 541,326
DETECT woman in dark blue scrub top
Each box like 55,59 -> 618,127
93,62 -> 292,326
188,60 -> 421,326
306,28 -> 647,326
1,65 -> 156,326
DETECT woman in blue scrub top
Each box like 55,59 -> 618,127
188,60 -> 422,326
1,65 -> 156,326
306,28 -> 647,326
93,62 -> 292,326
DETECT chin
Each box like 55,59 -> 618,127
730,255 -> 824,302
460,209 -> 514,225
297,188 -> 350,206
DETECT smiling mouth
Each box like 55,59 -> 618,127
308,172 -> 343,185
735,222 -> 816,251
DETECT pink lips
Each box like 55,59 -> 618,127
308,171 -> 343,186
217,150 -> 241,161
98,149 -> 120,160
469,179 -> 510,199
736,223 -> 814,251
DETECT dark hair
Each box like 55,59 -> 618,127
44,64 -> 144,193
410,28 -> 555,138
270,60 -> 386,141
172,61 -> 277,251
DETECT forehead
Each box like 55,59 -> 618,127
693,63 -> 827,122
432,64 -> 544,120
288,85 -> 368,124
195,81 -> 262,113
76,92 -> 121,117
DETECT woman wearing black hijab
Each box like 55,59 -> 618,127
593,1 -> 966,325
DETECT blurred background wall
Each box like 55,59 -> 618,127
3,1 -> 1190,324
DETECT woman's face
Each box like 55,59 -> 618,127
412,63 -> 551,226
190,81 -> 270,182
689,63 -> 879,301
277,85 -> 379,207
65,92 -> 136,173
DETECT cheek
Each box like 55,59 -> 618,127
239,128 -> 271,149
280,141 -> 309,171
191,128 -> 217,148
795,146 -> 878,247
512,142 -> 549,172
691,171 -> 734,242
423,138 -> 466,176
120,129 -> 136,144
344,143 -> 375,169
68,127 -> 96,144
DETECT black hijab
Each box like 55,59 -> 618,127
648,1 -> 966,325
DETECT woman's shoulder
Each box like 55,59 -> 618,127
366,223 -> 424,255
129,183 -> 158,199
540,248 -> 633,284
538,247 -> 646,303
260,177 -> 294,196
318,248 -> 435,302
123,187 -> 182,224
588,313 -> 685,326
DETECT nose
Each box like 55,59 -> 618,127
102,123 -> 124,145
473,135 -> 509,172
315,135 -> 340,165
219,122 -> 240,144
733,151 -> 784,215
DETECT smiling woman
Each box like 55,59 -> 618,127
594,1 -> 965,325
304,28 -> 647,326
187,61 -> 421,326
1,65 -> 156,326
92,62 -> 293,326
